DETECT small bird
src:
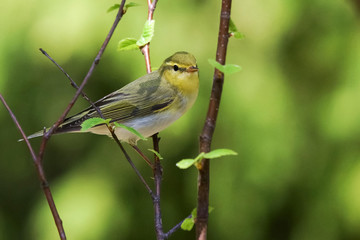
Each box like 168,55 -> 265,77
26,51 -> 199,145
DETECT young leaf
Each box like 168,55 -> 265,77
107,4 -> 120,13
203,149 -> 238,159
113,122 -> 147,140
181,217 -> 195,231
107,2 -> 139,13
118,38 -> 138,51
148,149 -> 163,160
81,118 -> 111,131
229,18 -> 245,39
208,59 -> 242,75
125,2 -> 140,10
191,208 -> 197,218
194,152 -> 205,162
208,206 -> 215,214
176,158 -> 197,169
136,20 -> 155,47
181,207 -> 213,231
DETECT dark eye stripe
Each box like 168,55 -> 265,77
161,65 -> 187,74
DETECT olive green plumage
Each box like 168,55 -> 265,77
27,51 -> 199,145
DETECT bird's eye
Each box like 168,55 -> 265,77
173,65 -> 179,71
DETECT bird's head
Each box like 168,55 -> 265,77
160,51 -> 199,95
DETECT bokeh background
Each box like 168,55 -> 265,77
1,0 -> 360,239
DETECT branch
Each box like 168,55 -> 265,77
40,0 -> 127,142
39,48 -> 104,118
3,1 -> 128,239
0,94 -> 66,239
197,0 -> 233,239
151,134 -> 164,240
141,0 -> 158,73
163,214 -> 192,239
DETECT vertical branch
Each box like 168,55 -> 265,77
138,1 -> 165,239
197,0 -> 232,239
141,0 -> 158,73
152,134 -> 164,240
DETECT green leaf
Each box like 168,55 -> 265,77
191,208 -> 197,218
81,118 -> 111,131
136,20 -> 155,47
194,152 -> 205,162
125,2 -> 140,10
229,18 -> 245,39
208,206 -> 215,214
208,59 -> 242,75
113,122 -> 147,140
203,148 -> 238,159
117,38 -> 139,51
148,149 -> 163,159
181,207 -> 214,231
176,158 -> 197,169
107,4 -> 120,13
181,217 -> 195,231
107,2 -> 139,13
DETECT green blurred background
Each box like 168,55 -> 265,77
1,0 -> 360,239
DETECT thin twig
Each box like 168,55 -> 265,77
138,1 -> 167,240
40,0 -> 127,142
141,0 -> 158,73
197,0 -> 233,239
0,94 -> 66,239
39,48 -> 104,118
132,145 -> 153,167
15,1 -> 127,239
164,214 -> 192,239
110,129 -> 153,195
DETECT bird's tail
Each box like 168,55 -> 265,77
18,130 -> 46,142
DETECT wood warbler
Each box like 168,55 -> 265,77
26,51 -> 199,144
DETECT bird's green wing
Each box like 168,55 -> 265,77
57,71 -> 176,133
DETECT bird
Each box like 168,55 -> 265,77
26,51 -> 199,145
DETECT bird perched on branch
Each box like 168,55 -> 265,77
26,51 -> 199,145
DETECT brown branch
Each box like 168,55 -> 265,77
141,0 -> 158,73
40,0 -> 127,142
39,46 -> 154,195
39,48 -> 104,118
163,214 -> 192,239
110,129 -> 153,194
151,134 -> 164,240
132,145 -> 153,167
0,94 -> 66,239
197,0 -> 232,239
2,2 -> 128,239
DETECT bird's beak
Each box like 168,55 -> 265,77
186,66 -> 199,72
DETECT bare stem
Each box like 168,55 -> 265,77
0,94 -> 66,239
3,1 -> 128,239
39,48 -> 104,118
164,214 -> 192,239
197,0 -> 233,239
132,145 -> 154,167
109,127 -> 153,195
151,134 -> 164,240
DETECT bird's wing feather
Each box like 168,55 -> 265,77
57,72 -> 177,132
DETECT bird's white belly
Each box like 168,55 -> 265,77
88,110 -> 184,145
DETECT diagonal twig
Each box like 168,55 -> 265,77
7,1 -> 128,239
40,47 -> 154,195
0,93 -> 66,239
39,48 -> 104,118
